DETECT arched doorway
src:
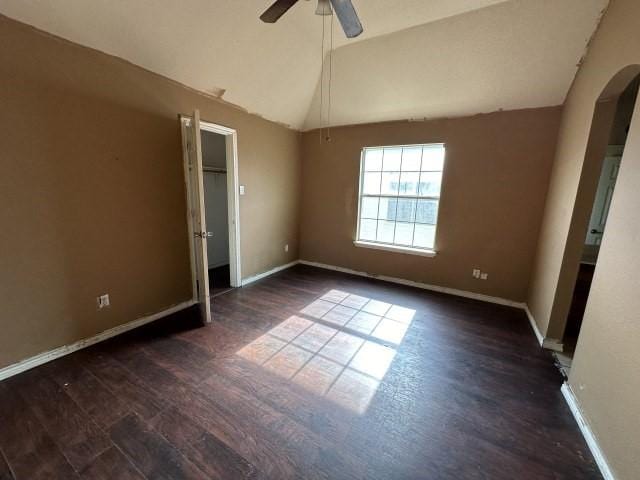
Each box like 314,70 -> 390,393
549,65 -> 640,375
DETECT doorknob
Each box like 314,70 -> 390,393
590,229 -> 603,234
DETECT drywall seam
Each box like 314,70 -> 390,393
241,261 -> 301,286
299,260 -> 526,308
0,300 -> 196,382
561,383 -> 617,480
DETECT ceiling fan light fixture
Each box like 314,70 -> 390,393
315,0 -> 333,16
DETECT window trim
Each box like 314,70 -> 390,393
353,240 -> 437,257
355,143 -> 445,254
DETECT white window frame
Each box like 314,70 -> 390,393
354,143 -> 445,257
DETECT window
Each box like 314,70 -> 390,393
356,144 -> 445,254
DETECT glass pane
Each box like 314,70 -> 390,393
421,146 -> 445,171
360,197 -> 379,219
376,220 -> 395,243
418,171 -> 442,197
364,149 -> 383,171
381,172 -> 400,195
415,199 -> 438,224
401,147 -> 422,171
359,219 -> 377,241
399,171 -> 419,195
395,198 -> 416,222
413,224 -> 436,249
378,198 -> 397,221
382,148 -> 402,171
394,222 -> 414,246
363,172 -> 381,195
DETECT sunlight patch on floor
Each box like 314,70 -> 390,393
237,289 -> 415,414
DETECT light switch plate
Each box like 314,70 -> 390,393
239,185 -> 245,195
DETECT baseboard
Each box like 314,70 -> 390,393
238,259 -> 565,352
299,260 -> 525,309
561,383 -> 616,480
524,304 -> 545,345
241,260 -> 300,286
542,337 -> 564,352
524,305 -> 564,351
0,300 -> 197,382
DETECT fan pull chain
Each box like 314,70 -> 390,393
326,11 -> 334,142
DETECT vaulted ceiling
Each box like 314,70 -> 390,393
0,0 -> 608,130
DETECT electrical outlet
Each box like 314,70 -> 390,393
472,269 -> 481,279
480,272 -> 488,280
97,294 -> 110,309
284,244 -> 289,252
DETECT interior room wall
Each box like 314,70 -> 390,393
203,173 -> 229,269
608,76 -> 640,145
300,107 -> 562,302
526,0 -> 640,477
0,15 -> 301,370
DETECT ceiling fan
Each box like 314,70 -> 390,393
260,0 -> 363,38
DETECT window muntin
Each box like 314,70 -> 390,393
357,144 -> 445,251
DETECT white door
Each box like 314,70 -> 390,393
585,153 -> 622,246
184,110 -> 212,323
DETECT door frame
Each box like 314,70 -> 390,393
180,115 -> 242,305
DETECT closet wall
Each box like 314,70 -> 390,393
202,131 -> 230,269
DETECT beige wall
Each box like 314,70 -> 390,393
300,107 -> 562,302
526,0 -> 640,477
609,77 -> 639,145
0,16 -> 301,370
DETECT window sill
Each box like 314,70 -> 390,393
353,240 -> 437,258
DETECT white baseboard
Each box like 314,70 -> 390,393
241,260 -> 300,286
524,304 -> 545,345
299,260 -> 525,309
524,305 -> 564,351
0,300 -> 196,382
542,337 -> 564,352
301,260 -> 566,352
561,383 -> 616,480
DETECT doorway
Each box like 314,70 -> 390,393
180,111 -> 241,323
201,130 -> 235,297
556,75 -> 639,376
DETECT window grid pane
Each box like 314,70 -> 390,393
359,144 -> 444,251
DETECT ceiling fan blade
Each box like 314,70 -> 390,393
329,0 -> 363,38
260,0 -> 300,23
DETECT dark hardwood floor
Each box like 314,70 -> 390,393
0,265 -> 601,479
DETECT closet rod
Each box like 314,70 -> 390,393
203,166 -> 227,174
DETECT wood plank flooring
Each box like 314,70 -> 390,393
0,265 -> 602,479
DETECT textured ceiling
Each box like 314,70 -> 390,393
304,0 -> 609,129
0,0 -> 607,129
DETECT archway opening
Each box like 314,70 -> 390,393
552,67 -> 640,375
